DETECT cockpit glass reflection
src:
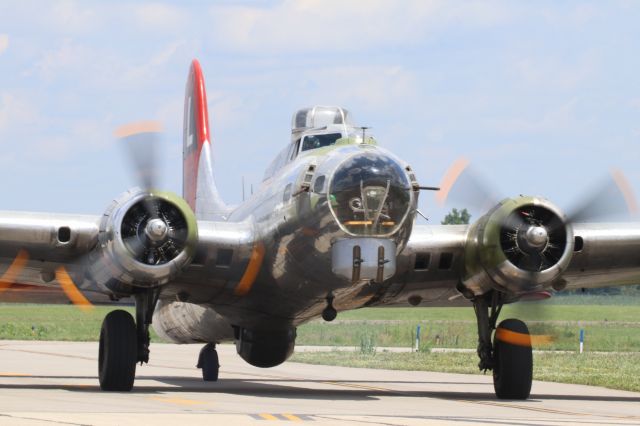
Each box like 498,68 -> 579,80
329,152 -> 411,236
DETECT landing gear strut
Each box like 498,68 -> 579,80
197,343 -> 220,381
98,289 -> 159,391
473,291 -> 533,400
134,290 -> 160,364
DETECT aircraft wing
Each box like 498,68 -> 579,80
562,222 -> 640,289
0,211 -> 101,298
0,209 -> 255,306
388,219 -> 640,307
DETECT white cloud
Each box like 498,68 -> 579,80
0,93 -> 39,132
486,98 -> 579,134
302,65 -> 416,110
131,3 -> 188,30
512,52 -> 600,91
208,0 -> 511,53
47,0 -> 101,34
27,39 -> 92,82
122,40 -> 185,84
0,34 -> 8,55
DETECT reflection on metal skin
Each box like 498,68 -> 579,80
332,238 -> 396,283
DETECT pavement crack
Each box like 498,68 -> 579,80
0,413 -> 90,426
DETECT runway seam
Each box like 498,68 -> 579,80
0,413 -> 90,426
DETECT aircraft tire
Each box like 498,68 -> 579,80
198,343 -> 219,381
493,318 -> 532,400
98,310 -> 137,391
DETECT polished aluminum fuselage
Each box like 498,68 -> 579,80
159,143 -> 418,335
1,142 -> 640,345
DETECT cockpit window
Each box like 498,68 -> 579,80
301,133 -> 342,152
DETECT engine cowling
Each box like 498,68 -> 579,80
89,188 -> 197,290
461,196 -> 574,296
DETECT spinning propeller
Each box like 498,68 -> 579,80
0,120 -> 177,310
437,157 -> 638,348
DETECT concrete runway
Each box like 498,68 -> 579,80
0,341 -> 639,425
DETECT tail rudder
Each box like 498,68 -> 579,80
183,59 -> 227,220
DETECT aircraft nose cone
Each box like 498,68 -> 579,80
145,218 -> 168,242
328,150 -> 412,236
525,226 -> 548,248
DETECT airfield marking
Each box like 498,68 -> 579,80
281,413 -> 304,421
258,413 -> 280,420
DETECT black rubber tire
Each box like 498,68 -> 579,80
198,343 -> 220,382
98,310 -> 138,391
493,318 -> 533,400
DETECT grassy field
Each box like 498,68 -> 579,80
0,299 -> 639,351
297,301 -> 640,352
0,305 -> 162,342
290,351 -> 640,392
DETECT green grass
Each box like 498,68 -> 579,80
297,320 -> 640,351
0,304 -> 162,342
337,301 -> 640,322
297,299 -> 640,351
290,351 -> 640,393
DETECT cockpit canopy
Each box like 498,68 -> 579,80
292,106 -> 353,131
263,106 -> 376,181
301,133 -> 343,152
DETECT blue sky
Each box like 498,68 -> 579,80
1,1 -> 639,222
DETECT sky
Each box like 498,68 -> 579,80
0,0 -> 639,223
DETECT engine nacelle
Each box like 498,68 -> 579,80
89,188 -> 197,290
461,196 -> 574,296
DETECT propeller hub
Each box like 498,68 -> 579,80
524,226 -> 548,249
145,218 -> 168,242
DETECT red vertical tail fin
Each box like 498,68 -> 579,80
183,59 -> 227,219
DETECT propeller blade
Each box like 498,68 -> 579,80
566,169 -> 639,223
0,249 -> 29,292
504,292 -> 556,348
436,157 -> 498,214
495,325 -> 554,347
115,121 -> 163,191
55,266 -> 94,312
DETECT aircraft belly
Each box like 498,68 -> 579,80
153,299 -> 234,344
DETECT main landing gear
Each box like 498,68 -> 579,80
98,289 -> 159,391
473,291 -> 533,400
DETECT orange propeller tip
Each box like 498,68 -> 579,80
610,168 -> 639,217
55,267 -> 94,312
436,157 -> 471,206
114,120 -> 163,138
496,327 -> 554,347
0,249 -> 30,292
